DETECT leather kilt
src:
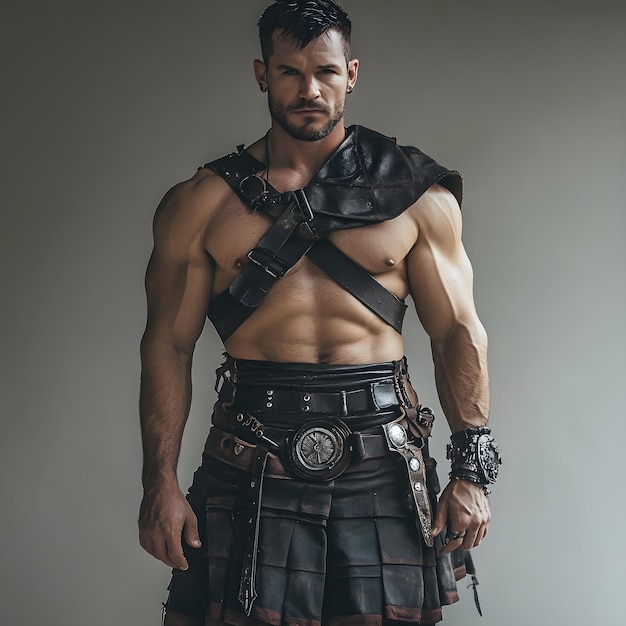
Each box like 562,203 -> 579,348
165,357 -> 471,625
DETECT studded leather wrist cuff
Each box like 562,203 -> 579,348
450,473 -> 492,497
449,467 -> 482,483
446,427 -> 502,486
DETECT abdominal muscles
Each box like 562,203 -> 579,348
222,259 -> 406,364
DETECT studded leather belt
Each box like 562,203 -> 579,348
219,380 -> 399,416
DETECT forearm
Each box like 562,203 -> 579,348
431,320 -> 493,548
431,319 -> 489,432
139,334 -> 193,488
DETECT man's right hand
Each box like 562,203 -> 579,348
138,482 -> 202,570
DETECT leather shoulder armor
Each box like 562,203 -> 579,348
302,125 -> 463,237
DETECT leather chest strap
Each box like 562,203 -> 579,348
208,191 -> 315,341
306,239 -> 407,334
204,150 -> 284,219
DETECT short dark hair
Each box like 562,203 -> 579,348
258,0 -> 352,65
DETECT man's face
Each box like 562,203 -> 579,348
258,29 -> 358,142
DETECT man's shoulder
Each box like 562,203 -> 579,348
350,124 -> 428,156
349,125 -> 462,206
153,167 -> 232,231
409,183 -> 463,244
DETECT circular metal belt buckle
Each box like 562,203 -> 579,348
285,419 -> 352,481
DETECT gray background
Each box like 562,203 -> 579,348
1,1 -> 624,624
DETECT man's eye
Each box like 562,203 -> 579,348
283,69 -> 299,75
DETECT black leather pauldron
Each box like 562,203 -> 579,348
301,125 -> 462,236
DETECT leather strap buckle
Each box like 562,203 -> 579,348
247,247 -> 292,279
292,188 -> 314,222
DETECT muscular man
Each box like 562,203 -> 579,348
139,2 -> 500,625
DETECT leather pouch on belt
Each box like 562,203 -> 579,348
382,421 -> 434,547
394,360 -> 435,440
406,405 -> 435,440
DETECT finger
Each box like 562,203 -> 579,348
165,533 -> 189,571
439,534 -> 464,554
459,522 -> 480,551
140,532 -> 172,565
431,499 -> 449,537
144,537 -> 175,569
473,525 -> 487,548
183,510 -> 202,549
139,531 -> 153,555
439,525 -> 467,554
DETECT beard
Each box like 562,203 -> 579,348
268,91 -> 345,141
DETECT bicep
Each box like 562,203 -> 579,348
407,189 -> 479,343
143,188 -> 215,353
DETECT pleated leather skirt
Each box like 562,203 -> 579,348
165,359 -> 470,625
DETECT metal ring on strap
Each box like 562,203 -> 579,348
238,174 -> 268,204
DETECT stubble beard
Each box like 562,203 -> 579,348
267,91 -> 345,142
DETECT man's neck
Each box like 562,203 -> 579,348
268,121 -> 348,177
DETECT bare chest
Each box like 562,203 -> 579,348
204,194 -> 417,295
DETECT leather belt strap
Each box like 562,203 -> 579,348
221,380 -> 398,415
204,426 -> 389,477
382,422 -> 433,547
238,443 -> 268,616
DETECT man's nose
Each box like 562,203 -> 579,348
299,75 -> 321,100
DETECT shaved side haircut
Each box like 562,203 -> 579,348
258,0 -> 352,64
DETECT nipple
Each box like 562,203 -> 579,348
385,257 -> 396,267
235,257 -> 246,269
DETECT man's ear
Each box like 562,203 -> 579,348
254,59 -> 267,92
347,58 -> 359,90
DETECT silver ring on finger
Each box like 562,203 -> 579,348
445,529 -> 466,541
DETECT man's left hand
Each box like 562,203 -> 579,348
431,479 -> 491,553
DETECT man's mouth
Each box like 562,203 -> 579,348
292,108 -> 327,114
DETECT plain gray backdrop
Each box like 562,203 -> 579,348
1,1 -> 624,625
